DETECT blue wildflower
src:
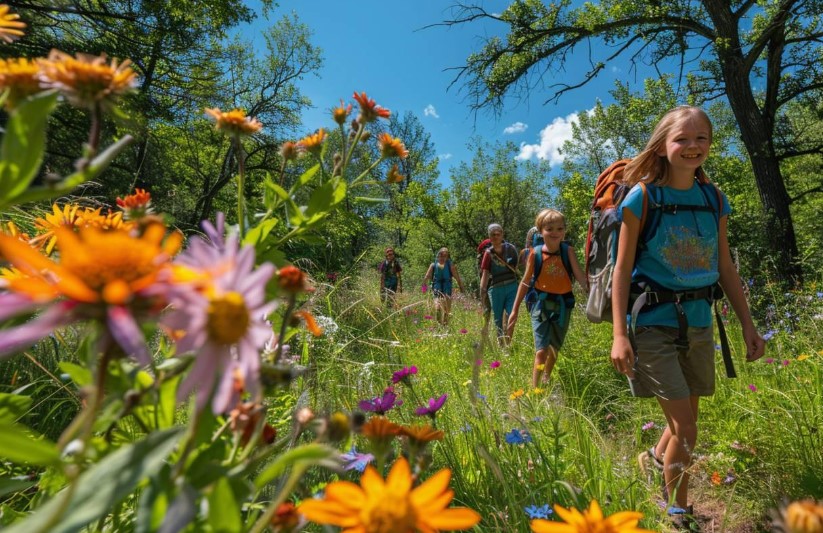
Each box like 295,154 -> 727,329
524,504 -> 552,519
504,428 -> 532,445
763,329 -> 777,341
340,446 -> 374,473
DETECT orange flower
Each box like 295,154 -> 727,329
510,388 -> 525,400
332,99 -> 352,125
116,188 -> 153,218
298,457 -> 481,533
0,4 -> 26,43
40,50 -> 137,110
297,128 -> 326,156
361,416 -> 401,440
378,132 -> 408,159
776,499 -> 823,533
271,501 -> 302,532
204,107 -> 262,136
400,423 -> 444,444
277,265 -> 311,293
531,500 -> 655,533
353,91 -> 391,123
279,141 -> 299,161
711,471 -> 722,486
0,57 -> 42,109
387,164 -> 405,183
294,310 -> 323,337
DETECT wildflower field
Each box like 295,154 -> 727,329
1,3 -> 823,533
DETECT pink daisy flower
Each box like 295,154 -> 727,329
163,216 -> 277,414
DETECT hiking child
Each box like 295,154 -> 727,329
479,223 -> 519,345
519,226 -> 538,268
507,210 -> 587,387
610,106 -> 764,528
379,247 -> 402,306
423,247 -> 465,326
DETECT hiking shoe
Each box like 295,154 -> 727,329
668,505 -> 700,532
638,447 -> 664,474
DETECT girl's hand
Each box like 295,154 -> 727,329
611,336 -> 635,378
743,327 -> 766,362
506,313 -> 517,338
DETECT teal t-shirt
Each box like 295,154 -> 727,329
622,181 -> 731,328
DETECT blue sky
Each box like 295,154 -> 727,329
244,1 -> 637,182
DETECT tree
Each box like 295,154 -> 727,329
446,0 -> 823,284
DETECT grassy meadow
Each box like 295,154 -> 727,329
295,267 -> 823,532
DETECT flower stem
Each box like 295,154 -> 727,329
234,136 -> 247,238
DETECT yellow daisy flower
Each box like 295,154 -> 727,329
531,500 -> 655,533
510,388 -> 525,400
298,457 -> 481,533
39,50 -> 138,111
0,57 -> 42,109
204,107 -> 262,137
378,132 -> 409,159
0,4 -> 25,43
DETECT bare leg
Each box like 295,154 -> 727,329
442,296 -> 452,325
532,348 -> 547,387
543,345 -> 558,383
657,395 -> 700,508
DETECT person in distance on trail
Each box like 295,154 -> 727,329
378,247 -> 402,307
610,106 -> 764,529
479,223 -> 520,346
423,247 -> 465,326
518,226 -> 538,268
507,210 -> 587,386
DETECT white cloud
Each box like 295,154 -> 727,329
515,112 -> 580,167
423,104 -> 440,119
503,121 -> 528,134
439,153 -> 453,160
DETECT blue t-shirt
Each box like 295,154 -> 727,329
622,181 -> 731,328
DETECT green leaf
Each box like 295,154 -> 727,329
243,218 -> 278,247
5,135 -> 133,208
0,91 -> 59,203
58,362 -> 93,387
0,421 -> 60,466
207,477 -> 242,532
289,163 -> 319,194
0,393 -> 32,423
353,196 -> 390,205
254,443 -> 338,489
4,428 -> 182,533
304,177 -> 346,218
0,477 -> 37,499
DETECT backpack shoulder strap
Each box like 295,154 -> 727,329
530,244 -> 545,288
559,241 -> 573,281
697,182 -> 723,229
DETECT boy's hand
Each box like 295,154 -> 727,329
743,328 -> 766,362
611,336 -> 635,379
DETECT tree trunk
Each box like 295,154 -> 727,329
707,1 -> 803,285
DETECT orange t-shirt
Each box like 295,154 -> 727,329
533,247 -> 572,294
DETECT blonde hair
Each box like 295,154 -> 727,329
436,247 -> 449,259
524,226 -> 538,248
534,209 -> 565,231
624,106 -> 712,186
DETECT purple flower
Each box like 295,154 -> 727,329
391,365 -> 418,384
763,329 -> 777,341
358,387 -> 402,415
748,384 -> 757,392
642,421 -> 655,431
723,472 -> 737,485
782,359 -> 790,366
490,360 -> 501,369
475,359 -> 483,366
459,328 -> 468,334
414,394 -> 447,418
340,446 -> 374,473
163,215 -> 277,415
423,314 -> 433,320
765,358 -> 774,364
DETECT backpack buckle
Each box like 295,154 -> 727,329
644,291 -> 659,305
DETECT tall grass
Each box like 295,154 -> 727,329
297,267 -> 822,531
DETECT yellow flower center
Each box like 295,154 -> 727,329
206,292 -> 250,345
361,489 -> 416,533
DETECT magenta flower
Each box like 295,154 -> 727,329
391,365 -> 418,384
765,358 -> 774,364
642,421 -> 655,431
748,384 -> 757,392
163,215 -> 277,415
490,360 -> 501,369
781,359 -> 790,366
459,328 -> 468,334
358,387 -> 402,415
414,394 -> 447,418
423,314 -> 433,320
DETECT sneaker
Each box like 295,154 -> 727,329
668,505 -> 700,532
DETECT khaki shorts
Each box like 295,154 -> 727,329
629,325 -> 715,400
